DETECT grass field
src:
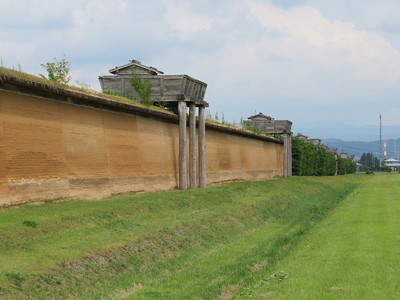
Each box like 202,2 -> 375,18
243,173 -> 400,299
0,174 -> 379,299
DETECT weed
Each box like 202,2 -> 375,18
22,220 -> 37,228
270,271 -> 289,283
102,89 -> 119,96
75,80 -> 91,92
129,69 -> 154,106
39,274 -> 61,285
4,272 -> 25,287
238,271 -> 288,297
108,258 -> 128,271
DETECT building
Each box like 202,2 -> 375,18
296,133 -> 321,147
340,153 -> 355,160
384,158 -> 400,171
243,113 -> 293,177
98,59 -> 208,108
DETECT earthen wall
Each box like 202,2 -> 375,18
0,89 -> 283,206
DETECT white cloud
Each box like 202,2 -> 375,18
119,1 -> 127,12
1,0 -> 400,127
247,1 -> 400,82
162,0 -> 215,38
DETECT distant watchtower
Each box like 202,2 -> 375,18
244,113 -> 293,177
99,60 -> 209,190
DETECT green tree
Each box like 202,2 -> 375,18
359,152 -> 380,170
129,70 -> 154,106
292,138 -> 354,176
39,56 -> 71,85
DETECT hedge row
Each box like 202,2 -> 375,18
292,138 -> 356,176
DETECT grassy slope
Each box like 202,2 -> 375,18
245,173 -> 400,299
0,176 -> 364,299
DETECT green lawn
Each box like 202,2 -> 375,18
0,175 -> 366,299
243,173 -> 400,299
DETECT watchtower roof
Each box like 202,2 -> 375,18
109,59 -> 164,75
247,113 -> 274,120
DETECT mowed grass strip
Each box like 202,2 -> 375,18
243,173 -> 400,299
0,175 -> 364,299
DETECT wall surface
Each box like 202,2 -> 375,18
206,130 -> 282,184
0,89 -> 283,206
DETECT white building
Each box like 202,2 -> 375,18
384,158 -> 400,171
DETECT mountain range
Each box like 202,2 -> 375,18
293,121 -> 400,161
321,138 -> 400,161
293,120 -> 400,142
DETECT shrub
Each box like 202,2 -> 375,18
129,70 -> 154,106
39,56 -> 71,85
292,138 -> 356,176
102,89 -> 119,96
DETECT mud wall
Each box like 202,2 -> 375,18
0,89 -> 283,206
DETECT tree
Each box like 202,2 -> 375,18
292,138 -> 339,176
129,69 -> 154,106
359,152 -> 379,170
39,56 -> 71,85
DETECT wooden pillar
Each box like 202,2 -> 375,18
189,103 -> 197,188
288,133 -> 292,176
335,154 -> 338,176
178,101 -> 187,190
283,133 -> 289,177
198,105 -> 206,188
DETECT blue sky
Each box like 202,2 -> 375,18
1,0 -> 400,131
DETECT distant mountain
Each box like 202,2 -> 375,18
293,121 -> 400,141
322,138 -> 400,161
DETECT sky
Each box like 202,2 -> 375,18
1,0 -> 400,134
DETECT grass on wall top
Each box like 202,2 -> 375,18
0,66 -> 175,115
0,66 -> 280,142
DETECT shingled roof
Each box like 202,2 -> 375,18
109,59 -> 164,75
247,113 -> 274,120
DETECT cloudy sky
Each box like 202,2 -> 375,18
1,0 -> 400,133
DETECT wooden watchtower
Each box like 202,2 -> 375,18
99,60 -> 209,189
244,113 -> 293,177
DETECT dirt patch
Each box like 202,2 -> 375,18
104,283 -> 143,300
188,209 -> 209,215
329,286 -> 346,292
261,291 -> 274,298
218,284 -> 240,300
250,260 -> 269,272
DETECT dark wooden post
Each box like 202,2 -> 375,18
288,133 -> 292,176
189,103 -> 197,188
335,154 -> 338,176
178,101 -> 187,190
198,105 -> 206,188
283,133 -> 289,177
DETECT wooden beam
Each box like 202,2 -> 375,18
189,103 -> 197,188
283,133 -> 288,177
335,154 -> 338,176
178,101 -> 187,190
288,134 -> 292,177
198,106 -> 206,188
